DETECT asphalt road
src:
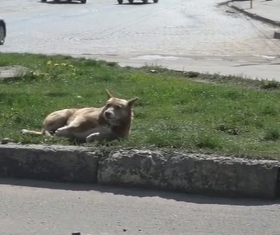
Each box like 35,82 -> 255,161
0,178 -> 280,235
1,0 -> 280,79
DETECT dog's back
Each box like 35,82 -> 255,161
21,108 -> 78,136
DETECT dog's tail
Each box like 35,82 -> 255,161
21,129 -> 52,137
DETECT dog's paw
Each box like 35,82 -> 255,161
55,127 -> 68,137
86,133 -> 100,143
21,129 -> 29,135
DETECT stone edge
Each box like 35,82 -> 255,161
0,144 -> 279,200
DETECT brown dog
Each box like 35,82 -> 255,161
21,90 -> 139,143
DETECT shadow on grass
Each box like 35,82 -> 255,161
0,178 -> 278,206
44,92 -> 71,98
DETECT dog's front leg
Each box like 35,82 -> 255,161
86,132 -> 100,143
86,128 -> 118,143
55,126 -> 72,137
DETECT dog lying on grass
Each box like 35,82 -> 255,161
21,89 -> 139,143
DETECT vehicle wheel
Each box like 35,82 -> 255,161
80,0 -> 86,3
142,0 -> 148,3
153,0 -> 158,2
118,0 -> 123,3
41,0 -> 47,2
128,0 -> 133,3
0,23 -> 5,45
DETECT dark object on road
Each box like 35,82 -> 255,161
274,31 -> 280,40
0,19 -> 6,45
72,233 -> 81,235
118,0 -> 158,4
41,0 -> 87,3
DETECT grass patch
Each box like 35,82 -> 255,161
1,53 -> 280,160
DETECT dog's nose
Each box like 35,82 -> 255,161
105,111 -> 112,119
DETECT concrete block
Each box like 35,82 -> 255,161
0,66 -> 31,82
98,150 -> 280,199
0,144 -> 100,183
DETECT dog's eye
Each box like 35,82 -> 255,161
115,105 -> 121,109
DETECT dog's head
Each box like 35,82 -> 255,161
102,89 -> 139,126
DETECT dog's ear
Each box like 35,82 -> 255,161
127,97 -> 139,107
106,89 -> 114,99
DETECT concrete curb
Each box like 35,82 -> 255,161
228,1 -> 280,27
0,144 -> 279,199
0,144 -> 100,183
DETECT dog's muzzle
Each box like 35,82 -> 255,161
104,111 -> 115,119
104,111 -> 120,126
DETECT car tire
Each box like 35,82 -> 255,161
153,0 -> 158,2
0,22 -> 5,45
41,0 -> 47,2
142,0 -> 148,3
118,0 -> 123,4
80,0 -> 86,3
128,0 -> 133,3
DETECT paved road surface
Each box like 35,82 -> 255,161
0,178 -> 280,235
1,0 -> 280,79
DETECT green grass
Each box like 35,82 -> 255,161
1,53 -> 280,160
